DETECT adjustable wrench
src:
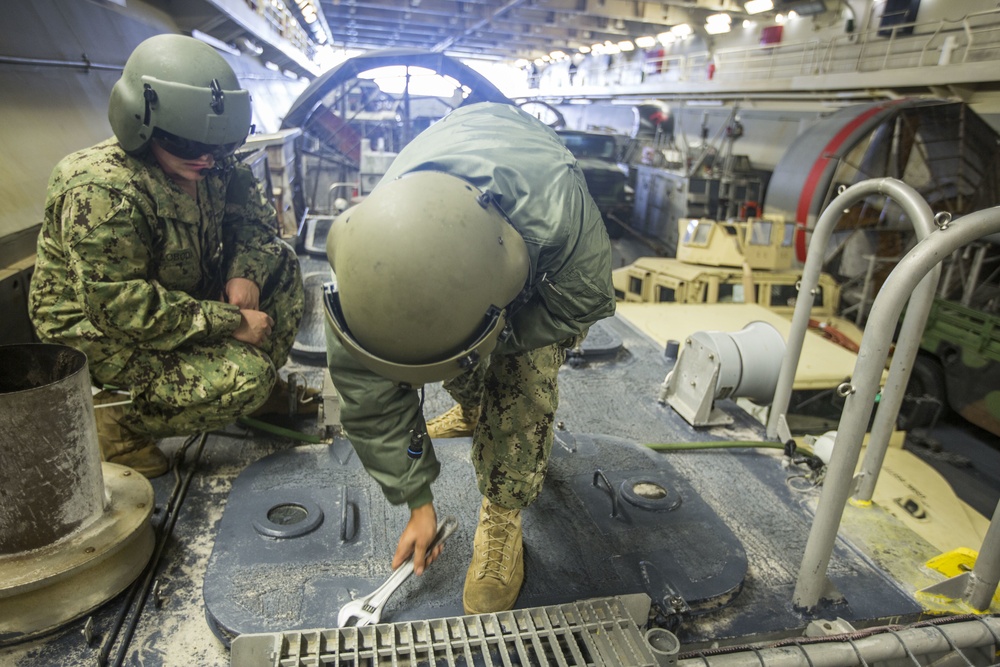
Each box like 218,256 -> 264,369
337,515 -> 458,627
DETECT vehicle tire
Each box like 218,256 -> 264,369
897,354 -> 948,430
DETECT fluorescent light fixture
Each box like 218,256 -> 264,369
264,61 -> 280,71
550,50 -> 567,59
744,0 -> 773,14
671,23 -> 693,38
591,43 -> 604,53
514,58 -> 530,67
578,45 -> 592,53
705,21 -> 732,34
604,41 -> 621,54
656,31 -> 675,45
788,10 -> 798,19
541,54 -> 551,62
618,40 -> 635,51
534,58 -> 545,65
743,19 -> 755,28
706,13 -> 732,24
775,12 -> 786,23
635,35 -> 657,48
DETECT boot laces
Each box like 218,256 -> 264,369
480,505 -> 519,577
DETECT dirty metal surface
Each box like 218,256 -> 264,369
201,431 -> 748,641
1,266 -> 925,666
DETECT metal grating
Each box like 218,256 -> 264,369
231,596 -> 664,667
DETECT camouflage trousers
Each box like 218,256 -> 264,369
443,341 -> 569,510
91,251 -> 304,439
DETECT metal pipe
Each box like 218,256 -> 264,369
967,497 -> 1000,610
0,54 -> 120,71
766,178 -> 933,440
677,617 -> 1000,667
853,205 -> 941,503
0,344 -> 104,554
793,205 -> 1000,610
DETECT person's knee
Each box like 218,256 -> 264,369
227,353 -> 277,415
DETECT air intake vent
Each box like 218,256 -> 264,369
231,596 -> 671,667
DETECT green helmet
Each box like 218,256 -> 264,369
108,34 -> 253,155
325,171 -> 530,387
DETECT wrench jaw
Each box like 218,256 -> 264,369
336,600 -> 379,627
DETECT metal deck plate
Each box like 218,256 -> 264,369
202,430 -> 747,642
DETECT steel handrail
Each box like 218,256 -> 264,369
793,203 -> 1000,609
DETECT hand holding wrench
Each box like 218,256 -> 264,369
337,515 -> 458,627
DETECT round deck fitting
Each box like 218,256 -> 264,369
0,463 -> 155,645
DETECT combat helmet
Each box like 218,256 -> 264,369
325,171 -> 530,387
108,34 -> 252,156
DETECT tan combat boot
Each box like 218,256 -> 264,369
426,404 -> 481,438
251,374 -> 321,418
463,497 -> 524,614
93,391 -> 169,478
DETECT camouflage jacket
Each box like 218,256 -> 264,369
29,137 -> 283,380
327,102 -> 616,509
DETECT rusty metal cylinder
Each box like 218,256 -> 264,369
0,344 -> 104,554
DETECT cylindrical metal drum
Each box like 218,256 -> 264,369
0,344 -> 104,554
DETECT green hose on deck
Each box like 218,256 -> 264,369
645,440 -> 786,451
238,416 -> 326,444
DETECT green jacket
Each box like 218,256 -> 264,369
29,138 -> 283,381
327,102 -> 616,509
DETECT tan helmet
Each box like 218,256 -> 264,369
325,171 -> 530,387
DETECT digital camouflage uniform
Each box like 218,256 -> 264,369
29,137 -> 304,438
326,103 -> 615,511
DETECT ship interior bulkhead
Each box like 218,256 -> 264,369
3,0 -> 1000,666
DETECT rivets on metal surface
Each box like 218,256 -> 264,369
122,470 -> 132,477
84,546 -> 96,554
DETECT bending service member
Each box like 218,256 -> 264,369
325,102 -> 615,615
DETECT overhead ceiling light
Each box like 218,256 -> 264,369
656,31 -> 675,45
618,40 -> 635,51
706,13 -> 732,24
578,45 -> 592,53
775,12 -> 786,24
590,43 -> 604,53
671,23 -> 693,38
744,0 -> 773,14
788,10 -> 798,19
550,50 -> 567,59
705,21 -> 732,34
604,40 -> 621,54
743,19 -> 755,28
635,35 -> 656,48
